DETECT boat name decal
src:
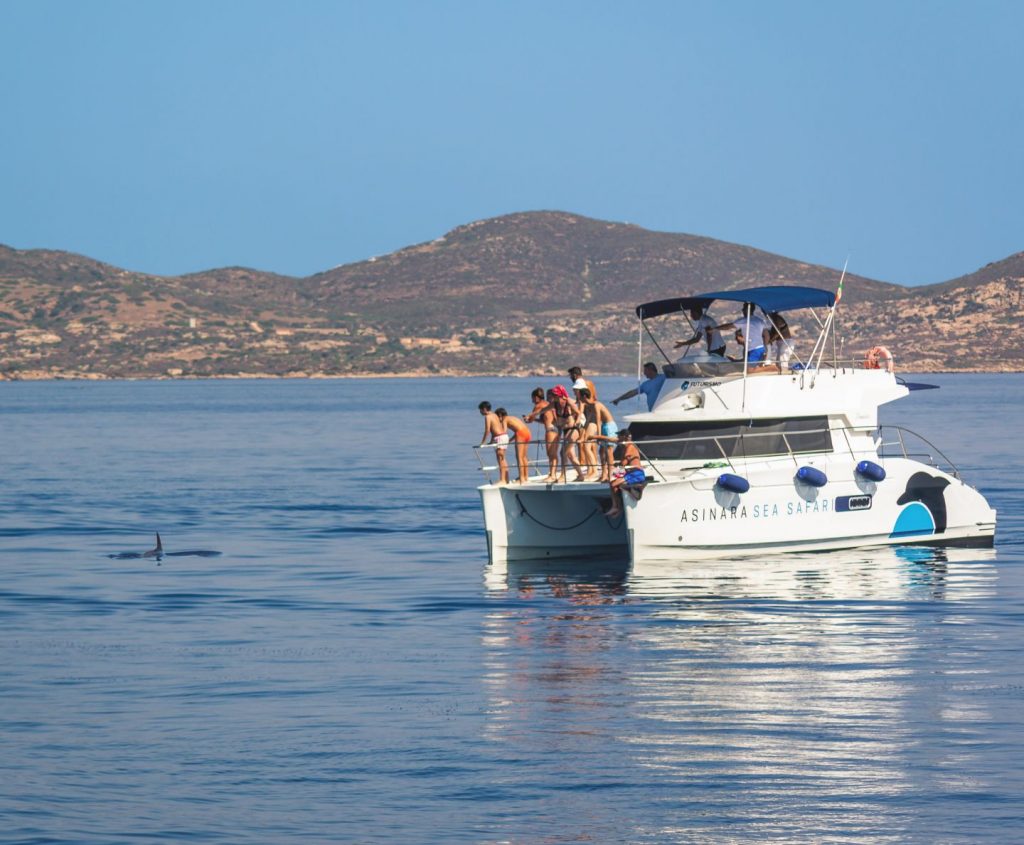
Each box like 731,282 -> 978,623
680,498 -> 832,523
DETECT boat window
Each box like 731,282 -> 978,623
630,417 -> 832,460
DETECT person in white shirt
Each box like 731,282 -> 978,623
673,306 -> 726,357
764,311 -> 795,370
714,303 -> 771,363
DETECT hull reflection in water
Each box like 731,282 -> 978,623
481,546 -> 1001,842
486,545 -> 996,602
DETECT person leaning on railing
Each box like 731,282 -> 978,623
611,362 -> 666,411
477,400 -> 509,485
550,386 -> 585,483
526,388 -> 560,482
495,408 -> 532,485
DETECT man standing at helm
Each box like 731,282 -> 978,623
713,302 -> 771,363
673,305 -> 726,357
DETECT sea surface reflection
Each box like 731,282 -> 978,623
482,547 -> 1013,842
1,376 -> 1022,843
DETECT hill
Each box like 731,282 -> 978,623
1,212 -> 1021,378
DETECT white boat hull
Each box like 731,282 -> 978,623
480,481 -> 628,562
479,458 -> 995,564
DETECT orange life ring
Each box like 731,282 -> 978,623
864,345 -> 894,372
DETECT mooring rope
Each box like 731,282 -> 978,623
514,493 -> 604,532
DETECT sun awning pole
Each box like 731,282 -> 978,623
741,311 -> 750,411
637,319 -> 643,395
642,319 -> 671,365
810,258 -> 847,387
832,307 -> 839,373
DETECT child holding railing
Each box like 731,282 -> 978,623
495,408 -> 531,484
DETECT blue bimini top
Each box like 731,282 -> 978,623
636,285 -> 836,320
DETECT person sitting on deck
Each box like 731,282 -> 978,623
713,303 -> 771,362
478,401 -> 509,485
603,428 -> 646,518
611,362 -> 665,412
495,408 -> 532,485
673,305 -> 727,357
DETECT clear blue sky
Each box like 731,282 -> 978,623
3,0 -> 1021,285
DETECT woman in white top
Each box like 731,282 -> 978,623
765,311 -> 794,370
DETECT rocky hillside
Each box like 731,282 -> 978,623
1,211 -> 1021,378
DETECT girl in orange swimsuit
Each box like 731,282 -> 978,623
496,409 -> 532,484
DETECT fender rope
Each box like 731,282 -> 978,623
514,493 -> 604,532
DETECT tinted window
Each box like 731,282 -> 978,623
630,417 -> 832,461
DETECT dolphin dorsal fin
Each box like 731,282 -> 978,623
155,532 -> 163,552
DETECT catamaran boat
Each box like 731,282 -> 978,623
476,285 -> 997,563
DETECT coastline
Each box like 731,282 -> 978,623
2,365 -> 1024,382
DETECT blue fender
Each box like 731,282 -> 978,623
855,460 -> 886,482
717,473 -> 750,494
796,466 -> 828,487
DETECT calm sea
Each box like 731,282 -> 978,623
1,375 -> 1022,844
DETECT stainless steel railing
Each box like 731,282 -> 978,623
474,423 -> 961,485
877,425 -> 961,479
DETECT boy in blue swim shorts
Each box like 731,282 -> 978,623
603,428 -> 646,518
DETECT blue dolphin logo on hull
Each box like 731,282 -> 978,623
892,472 -> 951,538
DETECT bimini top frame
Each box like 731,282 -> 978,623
636,285 -> 835,321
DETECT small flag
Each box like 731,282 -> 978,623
834,256 -> 849,306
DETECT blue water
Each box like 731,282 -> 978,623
1,375 -> 1022,843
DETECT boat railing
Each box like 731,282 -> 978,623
877,425 -> 961,479
473,440 -> 625,485
474,424 -> 961,485
632,424 -> 875,480
663,356 -> 895,379
474,424 -> 872,485
475,436 -> 671,484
